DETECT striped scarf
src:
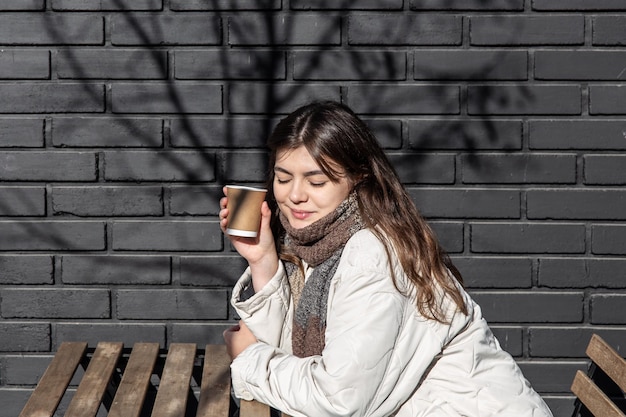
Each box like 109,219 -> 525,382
280,192 -> 363,357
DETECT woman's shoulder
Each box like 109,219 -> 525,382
341,228 -> 397,272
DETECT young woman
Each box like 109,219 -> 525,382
219,101 -> 553,417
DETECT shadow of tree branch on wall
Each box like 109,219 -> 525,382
0,0 -> 537,331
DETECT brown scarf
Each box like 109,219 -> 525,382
280,192 -> 364,357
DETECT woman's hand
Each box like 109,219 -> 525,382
219,186 -> 279,292
223,320 -> 258,360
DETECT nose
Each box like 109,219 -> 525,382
289,179 -> 307,203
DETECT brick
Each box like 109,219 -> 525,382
116,289 -> 228,319
533,0 -> 626,10
349,14 -> 462,45
293,51 -> 406,80
452,257 -> 532,288
527,189 -> 626,220
0,187 -> 45,216
518,361 -> 583,393
111,83 -> 222,114
429,221 -> 464,253
0,221 -> 105,250
529,120 -> 626,150
470,291 -> 583,323
543,396 -> 578,417
229,14 -> 340,45
52,0 -> 161,10
470,222 -> 586,254
410,0 -> 523,10
490,326 -> 523,356
1,289 -> 110,319
103,151 -> 216,182
467,85 -> 581,115
111,221 -> 222,251
56,49 -> 167,79
584,155 -> 626,185
363,119 -> 402,149
52,117 -> 163,147
0,255 -> 53,285
470,15 -> 584,46
461,154 -> 576,184
539,258 -> 626,288
0,152 -> 96,181
170,0 -> 280,10
175,50 -> 285,80
0,390 -> 32,417
389,153 -> 455,184
0,49 -> 48,79
0,14 -> 103,45
535,50 -> 626,80
414,50 -> 527,80
111,14 -> 221,45
590,85 -> 626,114
169,185 -> 221,215
4,355 -> 55,385
346,85 -> 460,115
170,323 -> 233,345
592,224 -> 626,255
61,255 -> 170,284
0,0 -> 44,10
591,294 -> 626,324
170,117 -> 272,148
52,186 -> 163,216
409,188 -> 520,219
0,323 -> 49,351
228,83 -> 340,114
593,16 -> 626,46
0,83 -> 104,113
55,323 -> 166,348
293,0 -> 402,9
530,327 -> 626,357
0,119 -> 44,148
179,255 -> 247,286
222,151 -> 269,183
408,119 -> 522,150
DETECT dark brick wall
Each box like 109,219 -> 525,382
1,1 -> 625,416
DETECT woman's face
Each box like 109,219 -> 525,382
273,146 -> 352,229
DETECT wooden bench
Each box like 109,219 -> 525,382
18,341 -> 289,417
571,334 -> 626,417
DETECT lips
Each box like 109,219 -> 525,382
290,209 -> 313,221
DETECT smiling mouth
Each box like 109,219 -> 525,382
290,209 -> 312,220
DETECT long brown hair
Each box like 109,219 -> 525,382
266,100 -> 467,322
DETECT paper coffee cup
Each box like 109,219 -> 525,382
225,185 -> 267,237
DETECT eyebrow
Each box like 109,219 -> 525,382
273,166 -> 326,177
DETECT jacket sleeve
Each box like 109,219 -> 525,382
231,261 -> 291,347
229,231 -> 422,417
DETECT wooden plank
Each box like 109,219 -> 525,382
586,334 -> 626,393
196,345 -> 231,417
65,341 -> 124,417
240,399 -> 271,417
571,370 -> 626,417
151,343 -> 197,417
19,342 -> 87,417
108,343 -> 160,417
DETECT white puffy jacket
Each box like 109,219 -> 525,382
230,229 -> 553,417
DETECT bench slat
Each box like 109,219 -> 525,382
571,370 -> 626,417
18,342 -> 87,417
65,341 -> 124,417
240,399 -> 271,417
109,343 -> 160,417
586,334 -> 626,393
151,343 -> 197,417
196,345 -> 231,417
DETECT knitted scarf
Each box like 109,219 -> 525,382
280,192 -> 364,357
